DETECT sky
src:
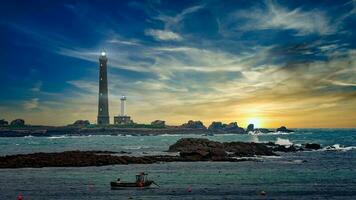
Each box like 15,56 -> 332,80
0,0 -> 355,128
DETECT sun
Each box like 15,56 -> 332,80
246,118 -> 262,128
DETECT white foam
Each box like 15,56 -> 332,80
249,131 -> 292,135
160,134 -> 180,137
122,145 -> 150,150
323,144 -> 356,152
275,138 -> 293,147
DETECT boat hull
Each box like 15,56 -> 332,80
110,181 -> 153,189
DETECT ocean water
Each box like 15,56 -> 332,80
1,129 -> 356,199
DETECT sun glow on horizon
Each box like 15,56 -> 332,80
246,117 -> 263,128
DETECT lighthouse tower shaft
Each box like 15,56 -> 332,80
97,53 -> 110,125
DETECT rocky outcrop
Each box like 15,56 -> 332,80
72,120 -> 90,127
0,138 -> 323,168
246,124 -> 254,133
10,119 -> 25,126
208,121 -> 224,131
0,119 -> 8,126
253,128 -> 273,133
276,126 -> 294,133
304,143 -> 321,150
151,120 -> 165,127
180,120 -> 206,129
208,122 -> 245,134
168,138 -> 277,158
0,151 -> 161,168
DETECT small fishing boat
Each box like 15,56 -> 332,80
110,172 -> 158,189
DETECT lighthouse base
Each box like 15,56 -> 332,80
114,116 -> 133,125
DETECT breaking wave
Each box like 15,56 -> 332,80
248,131 -> 294,135
122,145 -> 151,150
322,144 -> 356,152
275,138 -> 293,147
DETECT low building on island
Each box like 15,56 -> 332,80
114,96 -> 134,125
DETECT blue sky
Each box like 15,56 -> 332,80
0,0 -> 355,127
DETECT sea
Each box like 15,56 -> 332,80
1,128 -> 356,200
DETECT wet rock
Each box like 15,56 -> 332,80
304,143 -> 321,150
276,126 -> 294,133
253,128 -> 273,133
169,138 -> 276,157
224,142 -> 276,156
272,145 -> 298,152
246,124 -> 254,133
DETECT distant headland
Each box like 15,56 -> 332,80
0,118 -> 293,137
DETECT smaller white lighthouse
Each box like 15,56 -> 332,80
120,96 -> 126,116
114,95 -> 133,125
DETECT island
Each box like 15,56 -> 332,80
0,119 -> 294,137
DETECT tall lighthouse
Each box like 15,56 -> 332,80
97,51 -> 110,125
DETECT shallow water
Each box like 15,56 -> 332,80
1,129 -> 356,199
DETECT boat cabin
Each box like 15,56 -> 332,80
136,172 -> 148,183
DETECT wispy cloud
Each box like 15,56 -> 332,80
144,29 -> 183,41
23,98 -> 39,110
233,0 -> 336,36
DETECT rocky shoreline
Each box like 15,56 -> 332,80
0,138 -> 321,168
0,119 -> 295,137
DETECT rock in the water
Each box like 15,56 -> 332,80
223,142 -> 276,156
0,119 -> 8,126
208,121 -> 224,131
254,128 -> 273,133
72,120 -> 90,127
169,138 -> 223,152
304,143 -> 321,150
180,120 -> 206,129
208,122 -> 245,134
246,124 -> 254,133
10,119 -> 25,126
151,120 -> 165,127
169,138 -> 276,158
276,126 -> 294,133
224,122 -> 246,134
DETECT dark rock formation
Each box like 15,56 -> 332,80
0,138 -> 323,168
246,124 -> 254,133
225,123 -> 246,134
0,119 -> 8,126
169,138 -> 276,157
208,122 -> 245,134
304,143 -> 321,150
276,126 -> 294,133
151,120 -> 165,127
180,120 -> 206,129
208,121 -> 224,131
72,120 -> 90,127
10,119 -> 25,126
253,128 -> 273,133
224,142 -> 276,156
0,151 -> 160,168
